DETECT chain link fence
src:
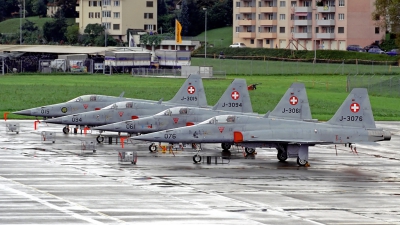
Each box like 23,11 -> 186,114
347,75 -> 400,97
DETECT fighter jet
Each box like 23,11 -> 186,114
132,88 -> 391,166
95,82 -> 311,153
93,78 -> 255,150
44,74 -> 208,140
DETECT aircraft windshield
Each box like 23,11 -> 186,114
67,95 -> 97,102
200,115 -> 236,124
158,107 -> 188,116
102,101 -> 133,110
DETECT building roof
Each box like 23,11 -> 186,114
0,45 -> 127,55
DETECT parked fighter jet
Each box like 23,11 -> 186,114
132,88 -> 391,166
96,82 -> 311,153
93,78 -> 255,150
44,74 -> 209,140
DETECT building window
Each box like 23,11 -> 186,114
339,13 -> 344,20
235,26 -> 240,32
339,0 -> 344,6
113,24 -> 120,30
290,14 -> 294,20
103,0 -> 111,6
144,24 -> 156,30
93,1 -> 97,6
251,39 -> 254,44
236,1 -> 240,7
99,1 -> 102,6
291,27 -> 294,33
146,1 -> 153,7
144,13 -> 153,19
338,27 -> 344,33
89,1 -> 92,6
102,22 -> 111,29
280,14 -> 285,20
102,11 -> 111,17
291,1 -> 296,7
375,27 -> 380,34
114,0 -> 120,6
95,12 -> 100,18
266,39 -> 270,44
279,27 -> 285,33
113,12 -> 120,18
88,12 -> 94,18
280,1 -> 286,7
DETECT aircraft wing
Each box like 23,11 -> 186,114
237,130 -> 327,145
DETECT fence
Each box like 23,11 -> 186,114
347,75 -> 400,97
192,56 -> 400,76
39,59 -> 95,74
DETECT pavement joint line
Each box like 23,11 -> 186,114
0,175 -> 125,224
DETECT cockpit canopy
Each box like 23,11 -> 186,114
102,101 -> 134,109
157,107 -> 189,116
200,115 -> 236,124
68,95 -> 98,102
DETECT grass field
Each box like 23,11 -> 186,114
0,17 -> 76,33
191,56 -> 400,75
1,74 -> 399,121
194,27 -> 233,48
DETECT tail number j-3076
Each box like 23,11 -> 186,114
339,115 -> 362,121
164,134 -> 176,139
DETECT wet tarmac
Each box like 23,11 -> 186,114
0,120 -> 399,225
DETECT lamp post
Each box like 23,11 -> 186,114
203,8 -> 207,64
18,4 -> 22,45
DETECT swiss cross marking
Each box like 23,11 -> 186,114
218,127 -> 225,133
231,91 -> 240,100
289,96 -> 298,105
83,104 -> 88,109
173,118 -> 179,123
350,103 -> 360,113
187,86 -> 195,94
118,111 -> 124,117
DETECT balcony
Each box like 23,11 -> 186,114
316,19 -> 335,26
316,33 -> 335,39
259,7 -> 278,13
294,7 -> 312,13
294,20 -> 312,26
257,32 -> 277,38
238,19 -> 256,26
259,19 -> 277,26
293,32 -> 312,39
238,32 -> 256,38
239,7 -> 256,13
317,6 -> 336,13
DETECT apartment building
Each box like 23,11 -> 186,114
75,0 -> 157,42
233,0 -> 383,50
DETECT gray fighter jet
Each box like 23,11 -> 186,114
44,74 -> 208,140
132,88 -> 391,166
95,82 -> 311,153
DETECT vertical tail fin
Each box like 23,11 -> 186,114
327,88 -> 376,128
265,83 -> 312,120
167,74 -> 208,107
212,79 -> 253,113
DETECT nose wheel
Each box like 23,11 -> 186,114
193,154 -> 202,163
62,126 -> 70,134
149,143 -> 157,152
245,147 -> 255,154
277,150 -> 288,162
96,135 -> 104,143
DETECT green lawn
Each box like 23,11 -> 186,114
195,26 -> 233,47
1,74 -> 399,121
0,17 -> 76,33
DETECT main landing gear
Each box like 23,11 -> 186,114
221,143 -> 231,151
96,135 -> 105,143
245,147 -> 256,154
192,143 -> 202,163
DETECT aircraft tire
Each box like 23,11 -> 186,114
62,127 -> 70,134
297,157 -> 307,166
221,143 -> 231,151
96,135 -> 104,143
193,155 -> 202,163
149,144 -> 157,152
245,147 -> 255,154
277,150 -> 288,162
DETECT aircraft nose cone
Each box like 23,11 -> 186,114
44,117 -> 63,124
94,124 -> 115,131
13,109 -> 32,116
131,133 -> 162,142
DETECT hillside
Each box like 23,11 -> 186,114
0,17 -> 75,33
195,26 -> 233,47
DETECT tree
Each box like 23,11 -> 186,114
32,0 -> 47,17
65,24 -> 79,44
373,0 -> 400,47
84,23 -> 104,45
43,9 -> 67,42
179,0 -> 190,36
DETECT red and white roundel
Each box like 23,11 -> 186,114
289,96 -> 298,105
187,86 -> 195,94
350,102 -> 360,113
231,91 -> 240,100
